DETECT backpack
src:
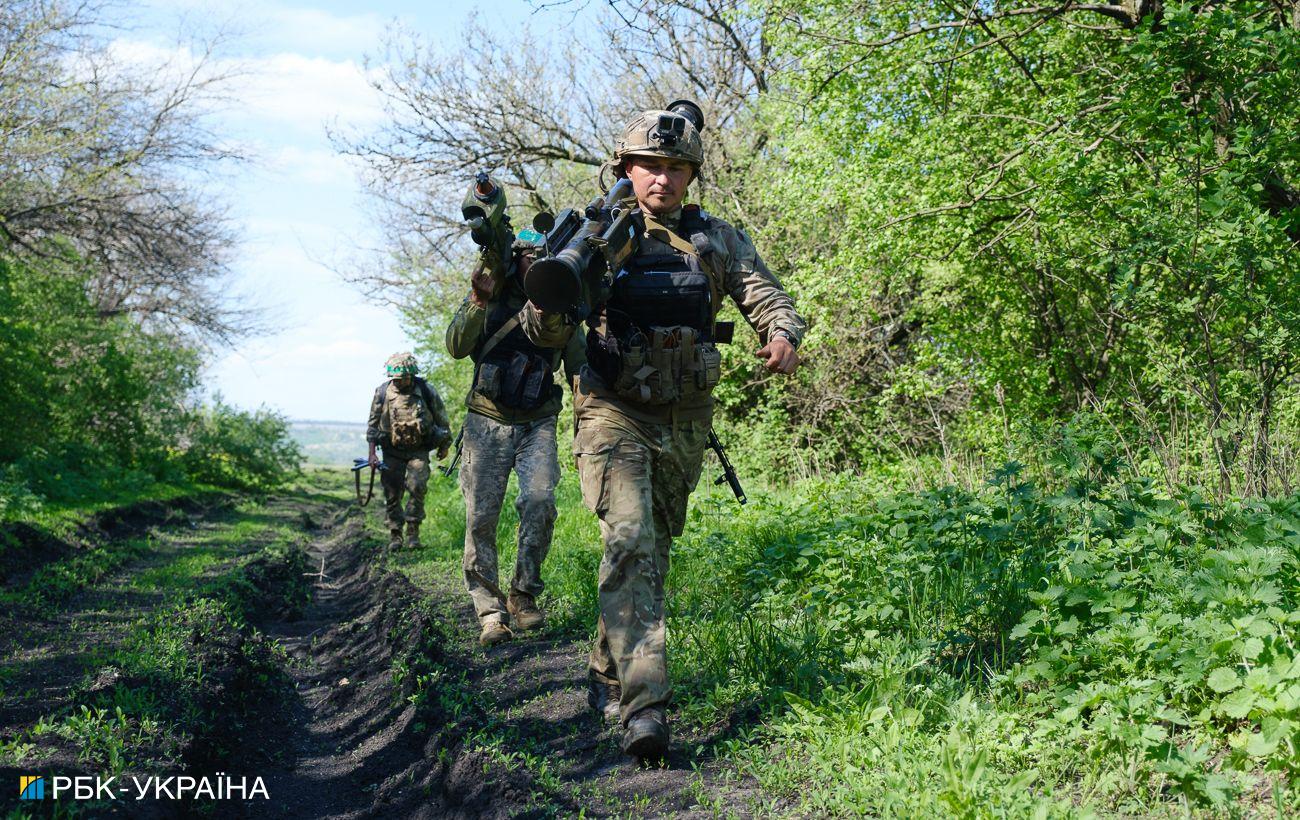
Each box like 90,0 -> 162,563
382,379 -> 436,450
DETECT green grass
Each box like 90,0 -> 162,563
392,423 -> 1300,817
388,466 -> 602,637
0,483 -> 320,776
0,476 -> 218,533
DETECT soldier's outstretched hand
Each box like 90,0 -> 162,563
757,335 -> 799,375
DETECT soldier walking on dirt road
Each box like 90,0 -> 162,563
446,237 -> 586,648
366,353 -> 453,551
520,101 -> 805,759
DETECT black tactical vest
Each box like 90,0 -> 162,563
476,292 -> 558,411
587,208 -> 724,403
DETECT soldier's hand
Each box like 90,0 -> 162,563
437,443 -> 450,460
368,453 -> 381,468
757,335 -> 799,375
470,269 -> 494,307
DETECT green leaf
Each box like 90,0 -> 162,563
1207,667 -> 1240,693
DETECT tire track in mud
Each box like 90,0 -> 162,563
252,501 -> 773,819
0,495 -> 238,736
2,482 -> 773,818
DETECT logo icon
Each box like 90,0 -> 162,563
19,775 -> 45,800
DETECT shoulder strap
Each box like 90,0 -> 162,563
645,208 -> 726,308
465,308 -> 526,406
415,377 -> 436,407
642,212 -> 701,257
480,309 -> 524,360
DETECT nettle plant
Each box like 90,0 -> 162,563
1001,426 -> 1300,798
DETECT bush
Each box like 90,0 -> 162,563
179,400 -> 302,491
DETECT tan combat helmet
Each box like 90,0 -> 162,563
610,99 -> 707,177
385,352 -> 419,377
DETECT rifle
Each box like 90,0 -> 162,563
441,427 -> 465,478
351,457 -> 386,507
706,430 -> 746,505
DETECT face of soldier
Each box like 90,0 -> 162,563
624,156 -> 694,215
394,374 -> 413,390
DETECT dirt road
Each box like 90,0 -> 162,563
1,474 -> 770,818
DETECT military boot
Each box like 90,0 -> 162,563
478,617 -> 513,648
506,591 -> 545,632
621,706 -> 669,759
405,521 -> 422,551
387,528 -> 404,551
586,672 -> 621,724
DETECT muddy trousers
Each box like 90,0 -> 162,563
574,418 -> 707,724
380,451 -> 431,532
460,412 -> 560,624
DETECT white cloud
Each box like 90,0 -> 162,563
266,144 -> 366,186
104,38 -> 384,136
229,51 -> 383,131
258,6 -> 387,55
210,304 -> 411,421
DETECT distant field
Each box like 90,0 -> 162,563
291,420 -> 367,467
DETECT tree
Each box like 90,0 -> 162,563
0,0 -> 249,343
335,0 -> 776,310
758,0 -> 1300,490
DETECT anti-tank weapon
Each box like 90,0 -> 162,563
462,171 -> 513,262
522,178 -> 641,323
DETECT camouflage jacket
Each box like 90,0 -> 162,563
365,376 -> 452,457
522,204 -> 805,426
446,265 -> 586,425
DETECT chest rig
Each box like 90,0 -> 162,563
587,205 -> 729,405
474,282 -> 559,411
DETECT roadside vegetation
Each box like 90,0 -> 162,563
0,483 -> 325,789
2,0 -> 1297,816
0,1 -> 301,529
393,418 -> 1300,815
349,3 -> 1299,812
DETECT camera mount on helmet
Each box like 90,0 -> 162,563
665,99 -> 705,133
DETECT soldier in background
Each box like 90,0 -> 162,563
521,102 -> 805,758
446,241 -> 585,648
366,353 -> 452,551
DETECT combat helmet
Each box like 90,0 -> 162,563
609,99 -> 707,178
385,352 -> 419,377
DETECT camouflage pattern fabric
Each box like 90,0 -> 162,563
366,377 -> 452,457
574,415 -> 707,724
521,205 -> 805,424
612,107 -> 704,167
459,411 -> 560,623
380,452 -> 431,532
385,351 -> 420,376
445,268 -> 585,426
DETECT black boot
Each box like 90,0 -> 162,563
621,706 -> 668,759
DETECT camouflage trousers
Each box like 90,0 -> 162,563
574,416 -> 707,724
379,450 -> 431,532
459,412 -> 560,624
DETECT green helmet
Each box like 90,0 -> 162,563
385,352 -> 419,377
612,99 -> 706,169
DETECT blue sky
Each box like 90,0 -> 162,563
119,0 -> 585,423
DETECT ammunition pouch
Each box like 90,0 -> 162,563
606,325 -> 720,405
473,298 -> 558,412
474,350 -> 555,411
595,259 -> 722,405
